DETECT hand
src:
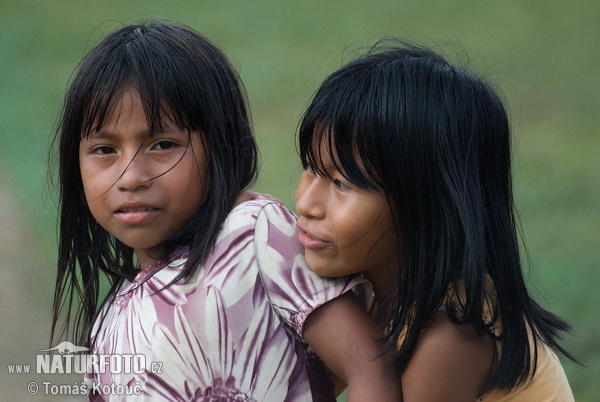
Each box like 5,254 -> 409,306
304,292 -> 402,401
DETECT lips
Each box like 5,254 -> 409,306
297,222 -> 331,249
115,203 -> 160,224
118,206 -> 157,213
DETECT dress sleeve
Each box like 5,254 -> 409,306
253,201 -> 366,338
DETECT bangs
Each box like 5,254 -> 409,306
80,82 -> 190,140
298,67 -> 381,190
300,123 -> 378,190
72,24 -> 208,140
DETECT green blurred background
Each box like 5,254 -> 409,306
1,1 -> 597,400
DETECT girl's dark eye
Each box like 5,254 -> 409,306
333,179 -> 351,191
154,141 -> 177,150
92,146 -> 115,155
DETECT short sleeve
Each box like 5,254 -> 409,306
253,201 -> 366,337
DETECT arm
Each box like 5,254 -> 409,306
400,311 -> 495,401
304,292 -> 402,402
252,202 -> 400,400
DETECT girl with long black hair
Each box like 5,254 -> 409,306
296,42 -> 575,400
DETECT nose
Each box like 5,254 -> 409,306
295,171 -> 325,219
117,154 -> 152,191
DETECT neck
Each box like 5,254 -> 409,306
364,267 -> 397,329
135,246 -> 164,270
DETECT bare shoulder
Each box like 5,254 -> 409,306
402,310 -> 495,402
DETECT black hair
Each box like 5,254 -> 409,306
50,20 -> 258,347
298,41 -> 574,391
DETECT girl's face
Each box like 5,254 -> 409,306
79,88 -> 207,269
295,141 -> 397,292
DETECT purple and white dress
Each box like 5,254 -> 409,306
85,200 -> 363,401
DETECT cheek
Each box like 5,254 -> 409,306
365,222 -> 397,268
189,164 -> 208,203
79,169 -> 97,205
175,164 -> 207,218
338,213 -> 396,265
189,144 -> 209,199
335,207 -> 382,246
79,155 -> 108,194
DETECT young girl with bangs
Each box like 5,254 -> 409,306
295,42 -> 575,401
50,21 -> 399,401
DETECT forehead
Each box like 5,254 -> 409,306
87,86 -> 181,136
306,129 -> 345,172
103,88 -> 142,121
310,129 -> 377,186
313,133 -> 337,165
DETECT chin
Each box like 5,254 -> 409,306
304,256 -> 328,277
305,256 -> 343,278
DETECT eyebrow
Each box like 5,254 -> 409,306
86,126 -> 188,140
86,130 -> 119,139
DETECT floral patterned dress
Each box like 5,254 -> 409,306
85,200 -> 363,401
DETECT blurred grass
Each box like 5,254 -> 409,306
1,0 -> 597,399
